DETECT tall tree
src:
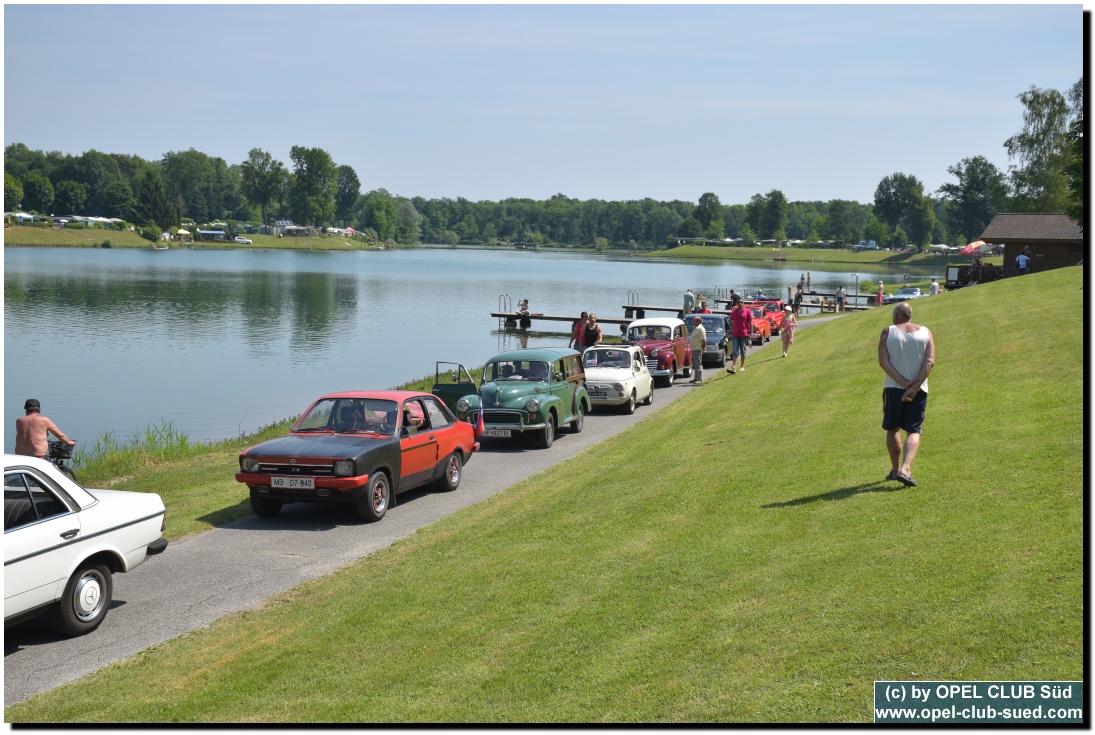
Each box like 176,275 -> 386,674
20,171 -> 54,213
745,193 -> 765,234
288,146 -> 337,226
100,178 -> 135,220
239,148 -> 284,227
906,194 -> 936,249
873,173 -> 922,233
936,156 -> 1007,241
759,189 -> 788,239
161,149 -> 216,221
1004,83 -> 1074,212
5,172 -> 23,211
134,170 -> 178,230
334,165 -> 361,225
1063,114 -> 1084,231
826,199 -> 852,244
52,180 -> 87,214
694,192 -> 724,239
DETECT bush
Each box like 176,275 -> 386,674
139,226 -> 160,243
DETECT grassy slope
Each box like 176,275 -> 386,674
6,268 -> 1082,723
654,244 -> 1001,268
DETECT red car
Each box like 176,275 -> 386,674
236,390 -> 479,522
746,306 -> 772,345
753,299 -> 787,334
624,317 -> 693,387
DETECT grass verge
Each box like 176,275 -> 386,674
6,268 -> 1082,723
654,244 -> 1001,268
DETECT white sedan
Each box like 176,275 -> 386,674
582,345 -> 654,414
882,286 -> 922,304
234,236 -> 253,244
4,455 -> 168,636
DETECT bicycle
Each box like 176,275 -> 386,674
47,439 -> 77,481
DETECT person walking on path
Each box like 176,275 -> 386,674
876,281 -> 885,305
780,306 -> 797,357
14,399 -> 75,459
877,302 -> 935,488
569,312 -> 589,351
835,285 -> 846,312
583,314 -> 603,351
683,289 -> 695,315
688,316 -> 706,383
727,295 -> 752,374
793,286 -> 803,316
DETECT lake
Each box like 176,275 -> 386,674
3,246 -> 936,452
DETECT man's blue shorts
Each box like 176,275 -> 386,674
731,336 -> 750,358
882,387 -> 928,434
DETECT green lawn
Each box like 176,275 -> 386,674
655,243 -> 1001,268
2,225 -> 399,252
6,268 -> 1082,723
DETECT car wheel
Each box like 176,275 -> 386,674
570,404 -> 584,433
622,391 -> 636,415
250,493 -> 283,518
536,413 -> 555,449
681,362 -> 691,378
436,453 -> 462,492
356,472 -> 391,522
49,563 -> 113,636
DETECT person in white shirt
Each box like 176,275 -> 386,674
929,279 -> 939,296
877,302 -> 935,487
688,316 -> 706,383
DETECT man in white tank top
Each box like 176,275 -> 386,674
877,302 -> 935,487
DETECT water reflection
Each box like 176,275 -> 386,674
5,247 -> 938,450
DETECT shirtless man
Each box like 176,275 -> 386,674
14,399 -> 75,459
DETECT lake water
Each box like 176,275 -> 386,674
3,246 -> 935,451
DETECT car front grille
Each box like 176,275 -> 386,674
483,409 -> 524,426
645,358 -> 658,372
256,461 -> 335,477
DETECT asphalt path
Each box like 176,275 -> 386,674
4,314 -> 843,706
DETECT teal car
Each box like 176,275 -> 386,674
432,348 -> 590,449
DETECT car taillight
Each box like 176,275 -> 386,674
161,513 -> 167,532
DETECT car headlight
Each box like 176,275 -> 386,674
612,383 -> 623,391
650,348 -> 660,357
241,457 -> 259,473
456,398 -> 470,413
524,398 -> 541,413
333,460 -> 355,477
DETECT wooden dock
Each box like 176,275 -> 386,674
490,312 -> 631,327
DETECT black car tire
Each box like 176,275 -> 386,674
436,453 -> 462,492
643,386 -> 654,406
49,563 -> 113,637
570,404 -> 584,433
357,472 -> 391,522
682,362 -> 691,378
623,391 -> 636,415
536,414 -> 555,449
250,493 -> 283,518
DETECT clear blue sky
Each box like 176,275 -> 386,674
3,4 -> 1084,206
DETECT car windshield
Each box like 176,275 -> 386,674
485,360 -> 550,382
684,317 -> 724,335
584,349 -> 631,368
627,325 -> 671,341
748,308 -> 764,318
295,398 -> 398,435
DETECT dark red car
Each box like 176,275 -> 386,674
236,390 -> 479,522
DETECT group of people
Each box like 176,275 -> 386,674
567,312 -> 604,353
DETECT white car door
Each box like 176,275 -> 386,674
4,470 -> 83,619
634,348 -> 653,399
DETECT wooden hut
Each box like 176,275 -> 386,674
978,213 -> 1084,277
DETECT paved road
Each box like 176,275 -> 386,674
4,316 -> 842,706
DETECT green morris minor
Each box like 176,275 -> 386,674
432,348 -> 590,449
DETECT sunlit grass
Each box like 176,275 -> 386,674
7,268 -> 1080,723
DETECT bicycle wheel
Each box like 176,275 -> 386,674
56,462 -> 76,482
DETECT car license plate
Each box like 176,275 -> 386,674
271,476 -> 315,490
589,391 -> 607,398
482,429 -> 512,438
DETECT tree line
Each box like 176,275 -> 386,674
4,78 -> 1082,250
